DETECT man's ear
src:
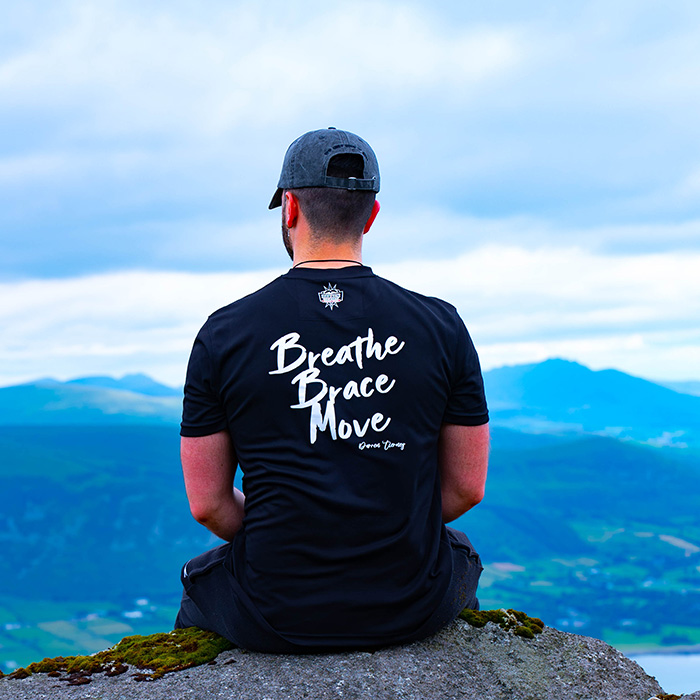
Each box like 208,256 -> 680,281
363,200 -> 381,234
284,191 -> 299,228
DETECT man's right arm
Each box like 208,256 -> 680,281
438,422 -> 490,523
181,430 -> 245,542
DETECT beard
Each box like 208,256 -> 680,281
281,200 -> 294,260
281,219 -> 294,261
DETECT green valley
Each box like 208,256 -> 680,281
1,362 -> 699,670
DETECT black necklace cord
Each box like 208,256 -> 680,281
292,259 -> 363,269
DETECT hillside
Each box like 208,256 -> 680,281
1,362 -> 699,669
66,373 -> 181,397
483,358 -> 700,448
0,377 -> 181,425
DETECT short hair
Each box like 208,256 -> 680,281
287,154 -> 376,243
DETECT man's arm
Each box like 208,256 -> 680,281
438,422 -> 490,523
181,431 -> 245,542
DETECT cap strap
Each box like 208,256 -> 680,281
323,176 -> 377,191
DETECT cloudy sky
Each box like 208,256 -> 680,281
1,0 -> 699,387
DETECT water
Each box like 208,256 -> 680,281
630,653 -> 700,695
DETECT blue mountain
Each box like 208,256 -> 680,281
3,361 -> 699,447
0,377 -> 181,426
483,359 -> 700,448
1,360 -> 700,666
659,379 -> 700,397
66,373 -> 181,397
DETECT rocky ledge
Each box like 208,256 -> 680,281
0,609 -> 689,700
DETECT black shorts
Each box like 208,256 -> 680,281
174,526 -> 482,653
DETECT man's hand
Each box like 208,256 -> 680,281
181,431 -> 245,542
438,423 -> 489,523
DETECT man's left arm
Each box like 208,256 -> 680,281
438,422 -> 490,523
439,308 -> 490,522
181,430 -> 245,542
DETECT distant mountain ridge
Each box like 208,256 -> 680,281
483,358 -> 700,448
0,375 -> 181,426
66,373 -> 181,397
1,361 -> 698,447
658,379 -> 700,397
2,359 -> 700,666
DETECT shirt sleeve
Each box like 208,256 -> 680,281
180,323 -> 229,437
442,311 -> 489,426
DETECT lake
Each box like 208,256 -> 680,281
630,653 -> 700,695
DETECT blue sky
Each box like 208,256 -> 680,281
1,0 -> 699,386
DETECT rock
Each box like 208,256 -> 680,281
0,616 -> 673,700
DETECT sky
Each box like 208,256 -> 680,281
1,0 -> 699,387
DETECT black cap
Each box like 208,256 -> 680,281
269,127 -> 380,209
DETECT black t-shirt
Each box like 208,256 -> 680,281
181,265 -> 488,647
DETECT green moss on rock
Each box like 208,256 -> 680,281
459,608 -> 545,639
4,612 -> 546,683
4,627 -> 234,683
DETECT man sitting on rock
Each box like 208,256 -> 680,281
175,127 -> 490,653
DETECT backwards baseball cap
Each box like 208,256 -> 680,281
268,127 -> 380,209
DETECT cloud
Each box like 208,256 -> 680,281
0,1 -> 529,278
5,1 -> 700,278
0,267 -> 283,387
2,246 -> 699,387
0,2 -> 520,140
0,0 -> 699,400
377,245 -> 700,335
366,210 -> 700,262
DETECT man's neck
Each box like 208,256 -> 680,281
291,243 -> 363,270
287,209 -> 364,269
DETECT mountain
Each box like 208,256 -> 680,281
482,359 -> 700,448
2,422 -> 698,662
4,361 -> 699,440
66,373 -> 181,397
0,424 -> 205,600
1,361 -> 700,669
0,378 -> 181,426
658,379 -> 700,397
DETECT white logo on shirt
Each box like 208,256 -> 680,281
318,284 -> 344,310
